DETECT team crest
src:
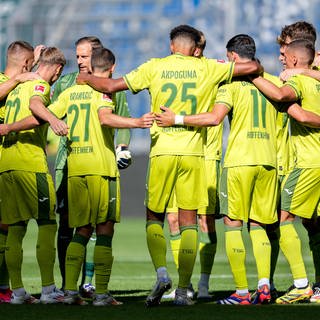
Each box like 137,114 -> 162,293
34,85 -> 46,93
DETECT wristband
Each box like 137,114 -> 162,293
175,115 -> 184,125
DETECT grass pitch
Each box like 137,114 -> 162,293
1,217 -> 319,319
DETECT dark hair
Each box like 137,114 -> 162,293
170,25 -> 201,44
91,47 -> 115,71
197,30 -> 206,51
226,34 -> 256,60
287,39 -> 315,65
75,36 -> 103,50
277,21 -> 316,45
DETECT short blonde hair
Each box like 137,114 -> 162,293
39,47 -> 66,66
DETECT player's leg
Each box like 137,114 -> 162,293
90,175 -> 122,306
173,155 -> 207,306
56,166 -> 74,291
197,214 -> 216,299
275,168 -> 320,304
145,156 -> 175,306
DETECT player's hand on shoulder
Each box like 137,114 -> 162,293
76,73 -> 89,85
116,145 -> 132,170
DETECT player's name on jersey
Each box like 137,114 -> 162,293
70,146 -> 93,154
247,131 -> 270,139
161,70 -> 197,79
70,91 -> 93,100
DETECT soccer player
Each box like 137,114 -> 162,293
163,30 -> 222,300
12,47 -> 154,305
251,39 -> 320,304
0,47 -> 66,304
157,34 -> 279,305
0,40 -> 42,304
266,20 -> 319,301
76,24 -> 263,306
51,36 -> 132,294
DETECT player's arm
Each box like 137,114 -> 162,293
114,91 -> 132,169
29,96 -> 68,135
251,76 -> 297,102
155,104 -> 228,127
233,60 -> 263,77
280,68 -> 320,82
0,72 -> 40,100
77,74 -> 128,93
98,107 -> 154,128
287,103 -> 320,128
0,115 -> 40,135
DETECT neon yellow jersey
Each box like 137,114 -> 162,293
49,84 -> 118,177
217,73 -> 277,168
0,80 -> 50,173
0,73 -> 9,122
124,53 -> 234,157
285,74 -> 320,168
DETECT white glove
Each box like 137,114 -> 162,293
116,145 -> 132,169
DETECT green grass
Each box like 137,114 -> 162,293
2,217 -> 319,319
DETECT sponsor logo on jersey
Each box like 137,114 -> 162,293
34,85 -> 45,93
102,93 -> 112,102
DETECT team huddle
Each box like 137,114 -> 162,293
0,21 -> 320,307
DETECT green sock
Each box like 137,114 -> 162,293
178,225 -> 198,288
37,223 -> 57,287
84,234 -> 96,284
94,235 -> 113,294
65,233 -> 89,292
5,225 -> 27,289
146,221 -> 167,270
0,228 -> 9,287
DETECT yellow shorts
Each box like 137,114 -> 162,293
167,159 -> 220,215
220,165 -> 278,224
68,175 -> 120,228
281,167 -> 320,219
0,170 -> 56,224
146,155 -> 207,213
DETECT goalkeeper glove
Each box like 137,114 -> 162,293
116,145 -> 132,169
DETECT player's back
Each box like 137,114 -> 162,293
125,54 -> 234,157
49,84 -> 118,178
220,74 -> 278,168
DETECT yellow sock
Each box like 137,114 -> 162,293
94,235 -> 113,294
65,234 -> 89,292
199,231 -> 217,275
170,233 -> 181,270
146,221 -> 167,270
279,222 -> 307,279
178,226 -> 198,288
5,225 -> 27,289
225,228 -> 248,290
37,223 -> 57,287
250,226 -> 271,281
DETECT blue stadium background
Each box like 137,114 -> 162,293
0,0 -> 319,214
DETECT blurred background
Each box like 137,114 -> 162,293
1,0 -> 319,214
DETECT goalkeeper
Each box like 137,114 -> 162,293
52,36 -> 132,295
